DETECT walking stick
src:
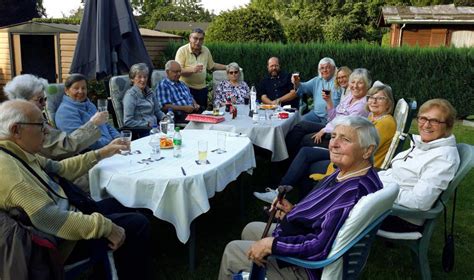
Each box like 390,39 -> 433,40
249,185 -> 293,280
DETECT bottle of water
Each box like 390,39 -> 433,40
173,127 -> 182,158
250,85 -> 257,113
149,125 -> 161,160
166,108 -> 175,138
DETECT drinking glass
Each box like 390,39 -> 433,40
120,130 -> 132,154
216,132 -> 226,154
97,99 -> 108,112
159,120 -> 168,135
213,101 -> 220,116
198,140 -> 208,164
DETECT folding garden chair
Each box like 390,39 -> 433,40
377,143 -> 474,280
45,83 -> 66,128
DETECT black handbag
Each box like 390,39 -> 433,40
441,188 -> 457,273
0,147 -> 99,214
47,173 -> 99,215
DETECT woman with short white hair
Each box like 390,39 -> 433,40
214,62 -> 250,105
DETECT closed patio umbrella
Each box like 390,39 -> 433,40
70,0 -> 153,80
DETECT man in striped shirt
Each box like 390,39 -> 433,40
156,60 -> 202,122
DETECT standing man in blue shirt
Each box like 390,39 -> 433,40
257,57 -> 299,109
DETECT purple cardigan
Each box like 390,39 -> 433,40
323,93 -> 369,133
272,168 -> 382,280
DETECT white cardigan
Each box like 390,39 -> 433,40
378,134 -> 460,225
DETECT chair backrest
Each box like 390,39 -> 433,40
150,69 -> 166,90
321,183 -> 399,279
45,83 -> 66,128
211,69 -> 244,95
109,75 -> 132,128
438,143 -> 474,205
380,98 -> 412,169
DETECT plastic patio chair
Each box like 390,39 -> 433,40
377,143 -> 474,280
380,98 -> 414,170
64,240 -> 117,280
260,183 -> 399,280
45,83 -> 66,128
150,69 -> 166,90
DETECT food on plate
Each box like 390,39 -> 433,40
160,137 -> 174,149
259,104 -> 277,110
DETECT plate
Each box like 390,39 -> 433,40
160,138 -> 173,149
259,104 -> 277,110
202,110 -> 224,116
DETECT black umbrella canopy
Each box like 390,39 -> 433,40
70,0 -> 153,80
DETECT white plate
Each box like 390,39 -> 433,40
202,111 -> 224,116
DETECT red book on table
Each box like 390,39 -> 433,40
185,114 -> 225,124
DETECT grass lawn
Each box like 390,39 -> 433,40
149,121 -> 474,279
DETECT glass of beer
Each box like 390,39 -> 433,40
198,140 -> 208,164
213,101 -> 220,116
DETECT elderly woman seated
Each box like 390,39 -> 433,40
0,100 -> 150,279
378,98 -> 460,232
56,74 -> 120,149
123,63 -> 164,129
214,62 -> 250,105
3,74 -> 106,160
219,116 -> 383,279
255,82 -> 396,202
286,68 -> 371,159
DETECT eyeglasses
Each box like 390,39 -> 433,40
367,96 -> 388,102
17,121 -> 48,132
228,71 -> 239,75
32,96 -> 47,103
319,66 -> 331,71
416,116 -> 446,126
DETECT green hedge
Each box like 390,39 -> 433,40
164,42 -> 473,117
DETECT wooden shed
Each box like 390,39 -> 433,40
378,4 -> 474,48
0,21 -> 182,89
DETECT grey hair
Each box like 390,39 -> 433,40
349,68 -> 372,89
318,57 -> 336,76
129,63 -> 149,80
4,74 -> 48,101
226,62 -> 240,72
165,60 -> 180,71
331,115 -> 380,164
367,83 -> 395,114
0,100 -> 31,139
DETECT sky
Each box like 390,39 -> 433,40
42,0 -> 251,18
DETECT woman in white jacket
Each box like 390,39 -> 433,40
378,98 -> 460,231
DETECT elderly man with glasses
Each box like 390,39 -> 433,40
3,74 -> 105,160
0,100 -> 151,279
291,57 -> 340,123
175,28 -> 227,108
156,60 -> 203,123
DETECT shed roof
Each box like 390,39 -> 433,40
378,4 -> 474,26
0,21 -> 181,38
154,21 -> 210,32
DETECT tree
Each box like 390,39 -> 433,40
132,0 -> 214,28
0,0 -> 44,27
206,8 -> 285,43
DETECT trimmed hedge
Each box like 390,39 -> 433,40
164,42 -> 473,117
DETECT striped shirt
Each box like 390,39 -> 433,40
156,78 -> 194,107
272,168 -> 382,280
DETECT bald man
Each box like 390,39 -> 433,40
257,57 -> 299,108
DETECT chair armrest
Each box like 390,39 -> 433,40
392,203 -> 443,220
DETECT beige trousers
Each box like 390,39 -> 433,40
217,222 -> 309,280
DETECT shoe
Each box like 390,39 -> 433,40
253,187 -> 278,204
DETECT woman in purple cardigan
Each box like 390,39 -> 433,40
218,116 -> 383,280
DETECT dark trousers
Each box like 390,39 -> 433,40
285,120 -> 329,161
281,147 -> 330,199
66,198 -> 151,280
380,215 -> 424,233
190,87 -> 209,109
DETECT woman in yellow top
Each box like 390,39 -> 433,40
254,82 -> 396,202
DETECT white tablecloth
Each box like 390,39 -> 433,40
89,129 -> 256,243
185,105 -> 300,161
